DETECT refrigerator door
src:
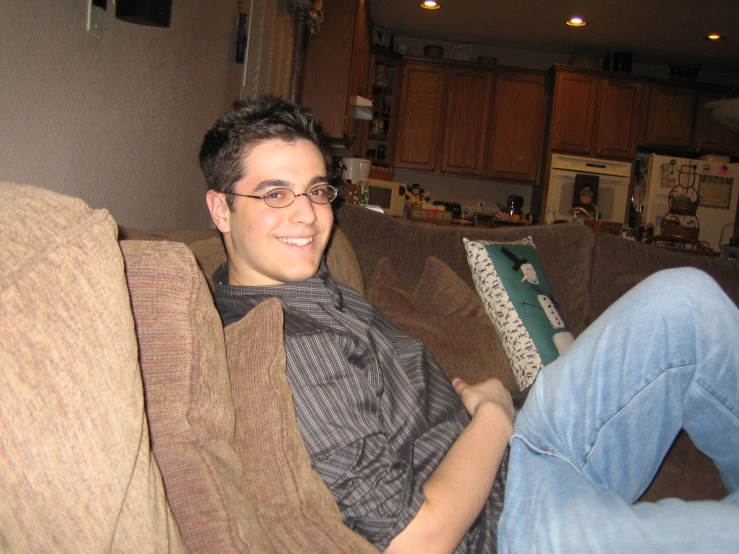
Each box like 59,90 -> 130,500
644,154 -> 738,251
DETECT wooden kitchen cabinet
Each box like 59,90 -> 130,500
300,0 -> 370,145
549,67 -> 641,160
394,60 -> 492,174
643,85 -> 696,149
393,62 -> 446,171
549,71 -> 598,154
440,69 -> 493,175
693,90 -> 738,154
594,79 -> 643,158
486,71 -> 547,182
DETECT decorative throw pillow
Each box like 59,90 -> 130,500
464,237 -> 574,390
224,298 -> 378,553
122,240 -> 274,553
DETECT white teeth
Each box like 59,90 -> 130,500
279,237 -> 313,246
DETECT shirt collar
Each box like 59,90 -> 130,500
213,258 -> 344,311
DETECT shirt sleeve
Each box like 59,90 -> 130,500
284,329 -> 425,550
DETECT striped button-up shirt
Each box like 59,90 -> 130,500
213,260 -> 507,552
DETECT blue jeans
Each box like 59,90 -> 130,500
498,268 -> 739,554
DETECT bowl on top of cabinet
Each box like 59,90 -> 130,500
423,45 -> 444,59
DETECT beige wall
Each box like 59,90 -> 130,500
0,0 -> 244,230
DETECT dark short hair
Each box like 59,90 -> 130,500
199,95 -> 334,210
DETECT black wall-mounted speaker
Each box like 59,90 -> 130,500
115,0 -> 172,28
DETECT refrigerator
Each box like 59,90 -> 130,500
641,153 -> 739,251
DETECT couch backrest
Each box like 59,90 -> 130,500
334,203 -> 596,337
590,232 -> 739,322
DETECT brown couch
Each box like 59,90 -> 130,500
2,183 -> 736,552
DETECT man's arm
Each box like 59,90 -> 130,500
385,378 -> 514,554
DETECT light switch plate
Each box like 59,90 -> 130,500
87,1 -> 104,38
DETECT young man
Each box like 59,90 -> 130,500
202,96 -> 739,554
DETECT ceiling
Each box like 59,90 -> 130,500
368,0 -> 739,75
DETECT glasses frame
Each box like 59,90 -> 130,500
228,184 -> 338,209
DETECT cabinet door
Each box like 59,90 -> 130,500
299,0 -> 358,139
644,86 -> 696,148
394,63 -> 446,171
594,79 -> 642,159
486,72 -> 547,182
549,72 -> 598,154
693,90 -> 738,154
440,69 -> 493,175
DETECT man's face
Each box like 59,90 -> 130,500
210,139 -> 334,287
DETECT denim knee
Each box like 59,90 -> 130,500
642,267 -> 720,303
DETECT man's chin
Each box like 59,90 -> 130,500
281,264 -> 321,284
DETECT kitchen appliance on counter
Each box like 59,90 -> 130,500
365,178 -> 407,217
544,154 -> 633,224
642,153 -> 739,252
341,157 -> 371,184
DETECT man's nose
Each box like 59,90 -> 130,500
288,193 -> 318,222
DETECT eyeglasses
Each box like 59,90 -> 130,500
228,184 -> 337,209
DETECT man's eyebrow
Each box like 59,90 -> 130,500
252,175 -> 329,193
253,179 -> 290,192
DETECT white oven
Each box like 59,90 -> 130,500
544,154 -> 633,223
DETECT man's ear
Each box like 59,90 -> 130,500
206,190 -> 232,234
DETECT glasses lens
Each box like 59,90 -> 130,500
262,189 -> 294,208
307,184 -> 337,204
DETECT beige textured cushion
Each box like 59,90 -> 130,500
0,182 -> 184,552
326,225 -> 365,296
187,225 -> 365,296
368,256 -> 517,391
122,240 -> 275,553
224,299 -> 378,553
188,236 -> 227,291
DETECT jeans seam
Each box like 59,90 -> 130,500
583,363 -> 691,473
510,434 -> 585,476
693,377 -> 739,420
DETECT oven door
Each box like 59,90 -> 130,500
546,169 -> 631,223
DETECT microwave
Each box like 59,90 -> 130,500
365,178 -> 407,216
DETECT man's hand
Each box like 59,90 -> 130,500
452,377 -> 515,425
386,377 -> 514,554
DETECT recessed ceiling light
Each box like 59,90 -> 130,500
420,1 -> 441,10
706,33 -> 722,40
566,17 -> 587,27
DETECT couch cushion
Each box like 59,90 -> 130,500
0,182 -> 184,552
464,237 -> 574,390
224,298 -> 378,553
121,240 -> 275,553
367,256 -> 517,392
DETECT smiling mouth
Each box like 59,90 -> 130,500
278,237 -> 314,246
